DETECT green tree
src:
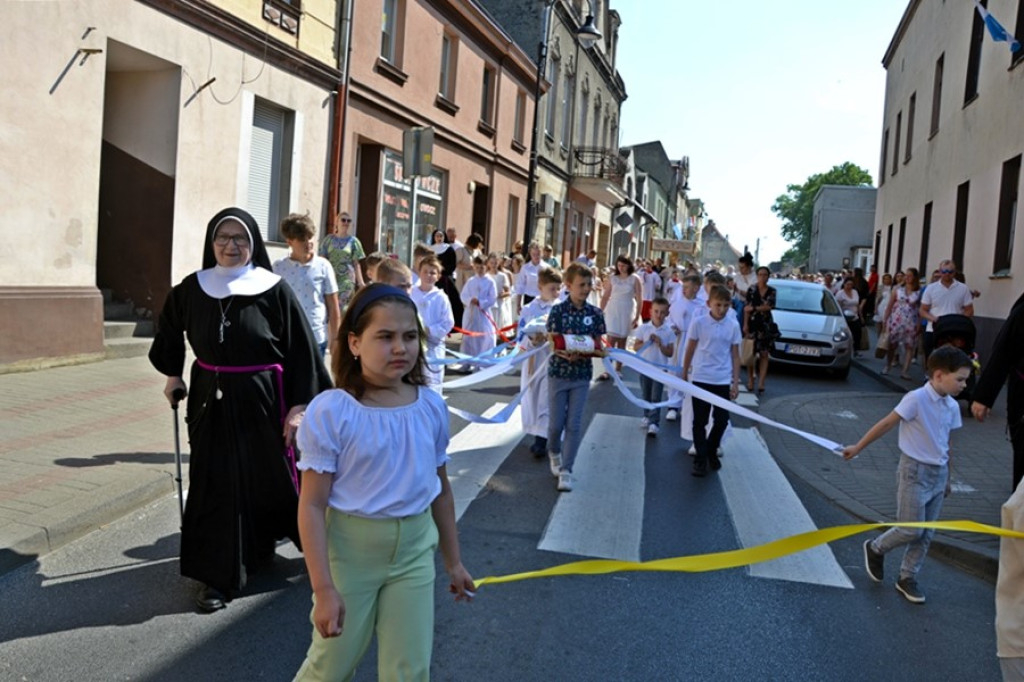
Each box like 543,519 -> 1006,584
772,162 -> 873,266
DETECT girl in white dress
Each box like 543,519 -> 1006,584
486,252 -> 512,333
459,256 -> 498,363
411,255 -> 454,394
599,254 -> 642,377
294,283 -> 474,680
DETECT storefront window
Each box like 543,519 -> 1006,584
381,150 -> 446,263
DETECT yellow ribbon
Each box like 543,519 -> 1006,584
475,520 -> 1022,587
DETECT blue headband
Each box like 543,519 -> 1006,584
348,284 -> 412,323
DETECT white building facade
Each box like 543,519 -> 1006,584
875,0 -> 1024,353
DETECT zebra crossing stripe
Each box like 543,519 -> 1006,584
447,402 -> 524,522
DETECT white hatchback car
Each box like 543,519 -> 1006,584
764,279 -> 852,379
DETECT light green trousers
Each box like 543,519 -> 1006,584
294,509 -> 439,682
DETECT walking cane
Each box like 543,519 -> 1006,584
171,388 -> 186,526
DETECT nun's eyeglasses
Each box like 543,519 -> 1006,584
214,234 -> 250,247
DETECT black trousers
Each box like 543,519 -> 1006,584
692,382 -> 731,464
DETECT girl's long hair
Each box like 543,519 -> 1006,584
332,287 -> 428,398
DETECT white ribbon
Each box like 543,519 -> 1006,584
604,349 -> 843,454
443,345 -> 546,389
447,356 -> 550,424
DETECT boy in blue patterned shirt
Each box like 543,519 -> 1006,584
546,262 -> 606,492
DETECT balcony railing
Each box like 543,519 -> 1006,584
572,147 -> 627,185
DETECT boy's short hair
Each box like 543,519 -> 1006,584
651,296 -> 670,308
418,254 -> 442,273
279,213 -> 316,241
708,284 -> 732,303
563,262 -> 593,284
926,346 -> 972,375
364,251 -> 387,267
471,255 -> 486,266
704,271 -> 726,286
375,257 -> 412,285
538,268 -> 563,286
682,274 -> 701,287
413,242 -> 433,259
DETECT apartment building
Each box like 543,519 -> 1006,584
875,0 -> 1024,353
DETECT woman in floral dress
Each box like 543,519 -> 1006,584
883,266 -> 922,380
320,211 -> 365,310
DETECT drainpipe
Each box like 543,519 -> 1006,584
327,0 -> 355,222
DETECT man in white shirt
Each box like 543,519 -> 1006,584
920,259 -> 974,357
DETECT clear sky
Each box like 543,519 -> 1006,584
614,0 -> 911,264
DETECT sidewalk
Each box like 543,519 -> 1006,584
0,356 -> 179,575
760,324 -> 1014,581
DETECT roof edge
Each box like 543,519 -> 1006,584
882,0 -> 921,68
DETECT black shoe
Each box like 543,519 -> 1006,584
708,453 -> 722,471
691,460 -> 708,477
196,584 -> 227,612
895,577 -> 926,604
863,539 -> 884,583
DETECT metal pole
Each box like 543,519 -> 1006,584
170,388 -> 186,526
522,0 -> 554,258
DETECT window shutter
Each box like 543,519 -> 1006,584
248,102 -> 284,241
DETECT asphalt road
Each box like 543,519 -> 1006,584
0,361 -> 1001,681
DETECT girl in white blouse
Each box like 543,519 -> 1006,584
294,283 -> 474,681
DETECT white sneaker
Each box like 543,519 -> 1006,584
548,452 -> 562,477
647,423 -> 660,437
666,409 -> 679,421
640,417 -> 650,429
557,471 -> 574,492
687,444 -> 696,456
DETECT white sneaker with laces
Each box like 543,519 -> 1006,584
548,452 -> 562,477
557,471 -> 574,492
647,423 -> 659,437
666,409 -> 679,421
640,417 -> 650,429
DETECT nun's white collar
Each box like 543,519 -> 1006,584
197,264 -> 280,299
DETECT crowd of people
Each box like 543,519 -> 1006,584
148,207 -> 1024,678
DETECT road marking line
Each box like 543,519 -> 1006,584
538,414 -> 645,562
720,427 -> 854,589
447,402 -> 523,522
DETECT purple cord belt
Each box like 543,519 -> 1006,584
195,359 -> 299,493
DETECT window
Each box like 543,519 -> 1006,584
994,154 -> 1021,273
885,223 -> 893,273
247,98 -> 296,243
1015,1 -> 1024,67
545,58 -> 559,139
439,33 -> 457,100
896,217 -> 907,271
905,93 -> 915,163
602,114 -> 609,149
578,89 -> 589,147
381,0 -> 399,62
930,54 -> 943,136
480,65 -> 496,128
561,71 -> 574,147
591,102 -> 601,147
953,181 -> 970,270
506,195 -> 520,254
380,150 -> 446,262
513,90 -> 526,146
964,1 -> 986,105
919,202 -> 933,275
891,111 -> 901,176
879,129 -> 889,187
262,1 -> 301,35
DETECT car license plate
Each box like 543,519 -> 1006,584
787,344 -> 821,357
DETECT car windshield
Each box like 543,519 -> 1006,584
773,284 -> 842,316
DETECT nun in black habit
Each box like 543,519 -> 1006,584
430,228 -> 464,323
150,207 -> 332,612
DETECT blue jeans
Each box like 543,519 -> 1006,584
639,374 -> 664,425
870,454 -> 948,580
547,377 -> 590,472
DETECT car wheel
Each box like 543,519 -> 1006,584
833,365 -> 850,380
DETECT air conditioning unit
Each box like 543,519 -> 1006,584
538,193 -> 555,217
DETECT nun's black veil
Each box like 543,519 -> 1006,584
201,207 -> 273,271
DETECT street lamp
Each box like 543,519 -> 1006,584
522,0 -> 603,257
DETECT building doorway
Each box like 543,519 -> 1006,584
471,183 -> 490,246
96,41 -> 179,316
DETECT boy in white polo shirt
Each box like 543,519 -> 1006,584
632,297 -> 676,436
681,284 -> 742,477
841,345 -> 973,604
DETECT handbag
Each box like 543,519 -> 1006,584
740,338 -> 755,367
859,327 -> 871,351
875,330 -> 890,358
